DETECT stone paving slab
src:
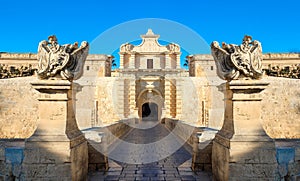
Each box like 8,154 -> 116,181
88,122 -> 212,181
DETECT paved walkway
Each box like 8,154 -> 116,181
88,121 -> 212,181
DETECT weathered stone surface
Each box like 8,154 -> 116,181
0,77 -> 38,138
212,80 -> 277,180
296,147 -> 300,161
37,35 -> 89,81
211,35 -> 263,80
1,67 -> 299,140
23,80 -> 88,180
262,77 -> 300,138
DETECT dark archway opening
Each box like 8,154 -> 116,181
142,102 -> 158,121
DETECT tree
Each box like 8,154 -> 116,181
112,59 -> 117,67
183,59 -> 189,67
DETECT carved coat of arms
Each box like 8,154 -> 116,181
211,35 -> 263,81
37,35 -> 89,81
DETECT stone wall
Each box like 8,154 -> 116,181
178,76 -> 224,129
75,77 -> 123,129
0,77 -> 38,138
180,75 -> 300,139
95,77 -> 124,124
1,76 -> 300,139
262,77 -> 300,138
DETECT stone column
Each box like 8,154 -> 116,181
170,79 -> 177,118
175,78 -> 182,119
129,54 -> 135,69
117,78 -> 125,119
23,80 -> 88,180
129,78 -> 136,117
164,79 -> 171,118
176,53 -> 181,69
165,54 -> 171,69
212,80 -> 277,180
119,54 -> 124,69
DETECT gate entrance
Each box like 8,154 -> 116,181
142,102 -> 158,121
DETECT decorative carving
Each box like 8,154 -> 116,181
120,43 -> 134,53
166,43 -> 180,53
0,64 -> 36,79
264,64 -> 300,79
37,35 -> 89,81
211,35 -> 263,81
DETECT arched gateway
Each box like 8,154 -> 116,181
116,29 -> 184,121
142,102 -> 158,120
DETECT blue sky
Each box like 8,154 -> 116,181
0,0 -> 299,57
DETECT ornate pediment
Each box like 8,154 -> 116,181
133,29 -> 168,53
120,29 -> 181,54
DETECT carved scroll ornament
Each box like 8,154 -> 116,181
37,35 -> 89,81
211,35 -> 263,81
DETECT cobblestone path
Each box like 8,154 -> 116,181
88,122 -> 212,181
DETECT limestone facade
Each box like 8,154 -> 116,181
114,29 -> 187,122
0,31 -> 300,180
1,32 -> 300,138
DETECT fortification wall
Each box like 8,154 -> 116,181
1,75 -> 299,139
0,77 -> 38,138
262,77 -> 300,138
75,77 -> 122,129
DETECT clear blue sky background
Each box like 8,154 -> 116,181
0,0 -> 299,56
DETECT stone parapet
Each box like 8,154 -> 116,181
164,118 -> 217,172
82,119 -> 133,172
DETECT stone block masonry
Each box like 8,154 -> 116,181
212,80 -> 277,180
23,80 -> 88,180
0,77 -> 38,138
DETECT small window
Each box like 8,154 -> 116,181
86,66 -> 89,71
147,59 -> 153,69
211,66 -> 214,71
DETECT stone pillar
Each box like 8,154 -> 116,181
170,79 -> 177,118
117,78 -> 125,119
129,54 -> 135,69
124,79 -> 130,118
119,54 -> 124,69
176,53 -> 181,69
175,78 -> 182,119
212,80 -> 277,180
164,79 -> 171,118
129,78 -> 136,117
23,80 -> 88,180
165,54 -> 171,69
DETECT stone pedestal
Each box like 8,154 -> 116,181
212,80 -> 277,180
23,80 -> 88,180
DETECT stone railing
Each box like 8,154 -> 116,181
163,118 -> 218,171
82,119 -> 133,171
